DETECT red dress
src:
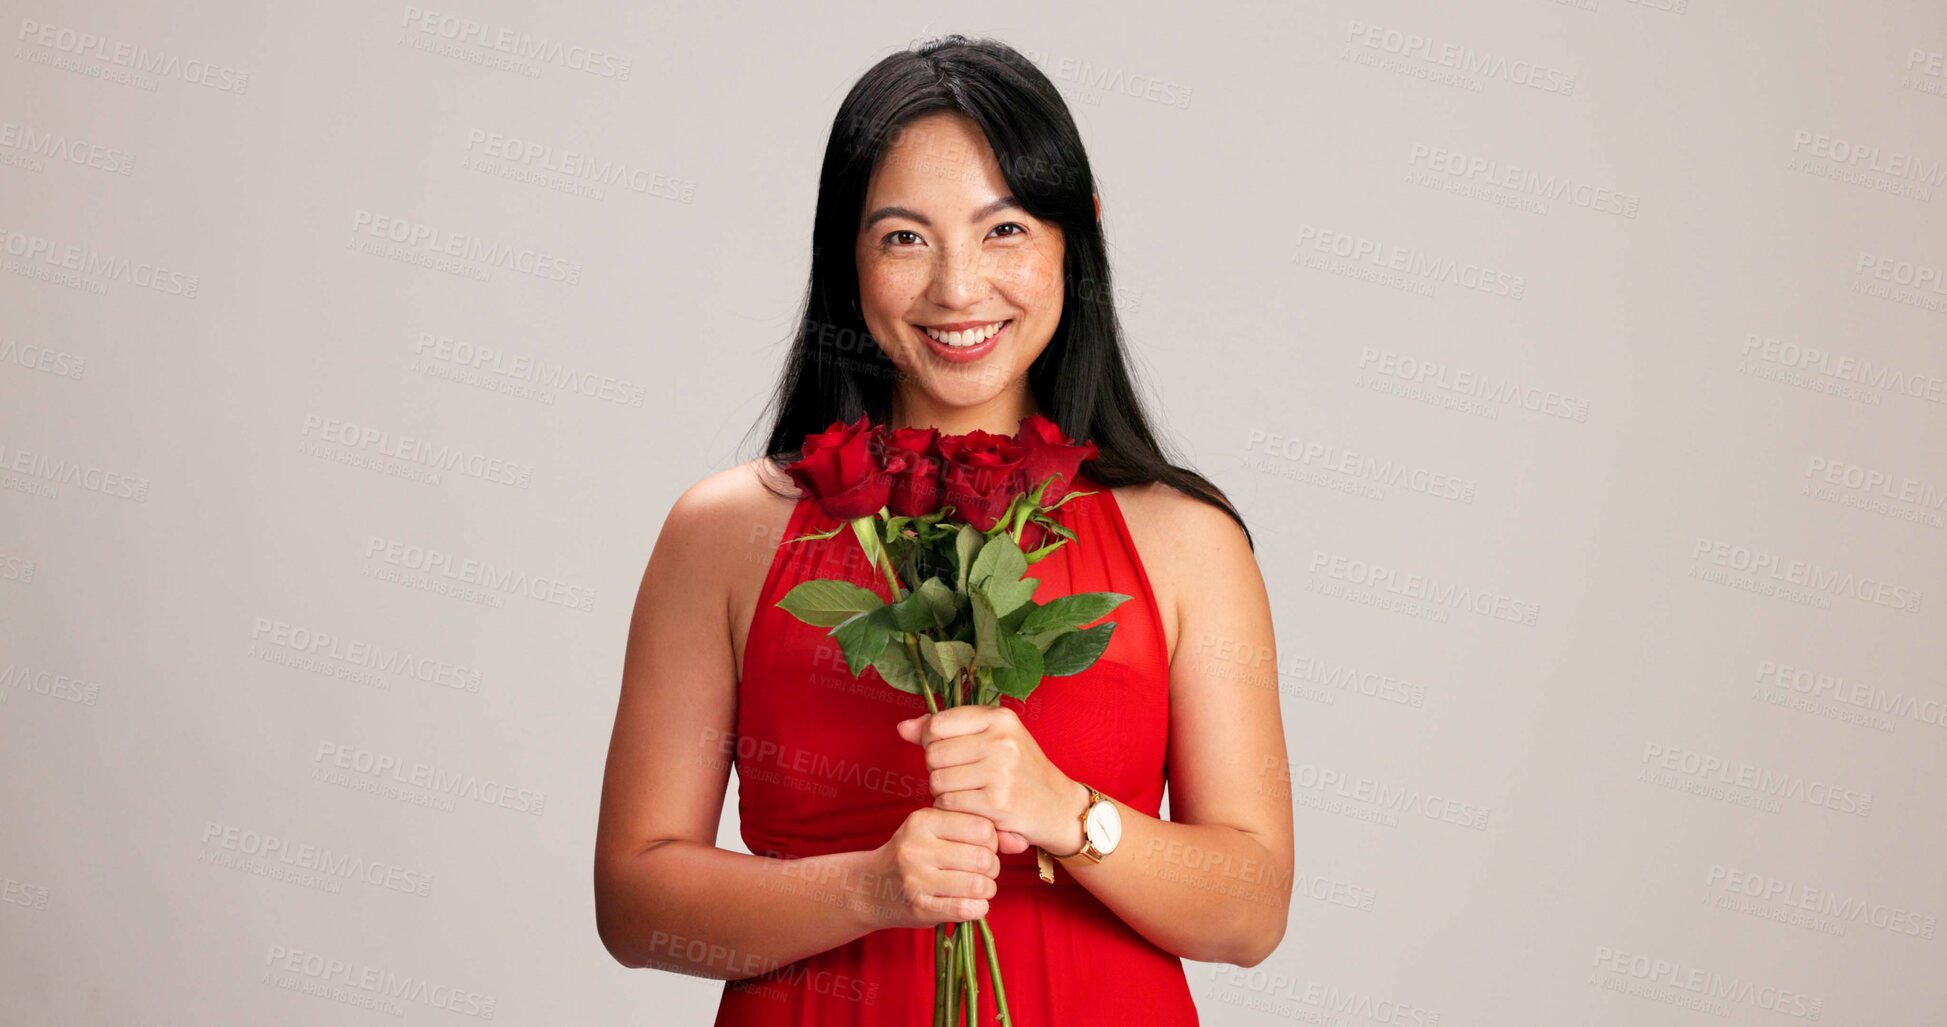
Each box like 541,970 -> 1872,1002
717,469 -> 1199,1025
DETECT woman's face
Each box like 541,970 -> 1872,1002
855,111 -> 1065,416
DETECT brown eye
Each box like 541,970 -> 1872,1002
990,222 -> 1026,238
884,230 -> 921,246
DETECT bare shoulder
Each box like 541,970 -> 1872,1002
659,456 -> 798,555
668,456 -> 791,518
657,457 -> 803,676
1107,481 -> 1259,665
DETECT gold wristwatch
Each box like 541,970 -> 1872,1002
1036,782 -> 1122,882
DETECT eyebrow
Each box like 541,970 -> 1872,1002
861,196 -> 1024,231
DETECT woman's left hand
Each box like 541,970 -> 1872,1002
897,705 -> 1087,857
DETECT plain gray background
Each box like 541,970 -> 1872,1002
4,1 -> 1945,1023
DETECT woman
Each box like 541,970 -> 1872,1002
595,34 -> 1291,1024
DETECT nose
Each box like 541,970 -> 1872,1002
924,241 -> 989,312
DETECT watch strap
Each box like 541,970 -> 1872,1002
1037,782 -> 1105,882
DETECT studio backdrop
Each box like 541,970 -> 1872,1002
4,1 -> 1944,1023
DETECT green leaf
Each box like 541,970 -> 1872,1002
917,577 -> 957,628
782,523 -> 847,543
886,589 -> 935,633
1044,487 -> 1096,512
1024,472 -> 1057,506
1022,593 -> 1130,639
999,598 -> 1038,633
982,575 -> 1038,618
971,592 -> 1009,668
990,631 -> 1044,699
919,637 -> 975,683
1043,621 -> 1115,677
850,516 -> 886,577
872,640 -> 927,695
1023,539 -> 1070,564
830,609 -> 891,676
954,524 -> 983,593
969,531 -> 1026,592
776,580 -> 885,627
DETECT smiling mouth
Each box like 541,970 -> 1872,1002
916,319 -> 1011,348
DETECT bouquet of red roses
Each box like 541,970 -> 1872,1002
775,412 -> 1130,1027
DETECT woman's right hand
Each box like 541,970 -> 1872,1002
869,808 -> 1003,929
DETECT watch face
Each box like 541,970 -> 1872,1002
1085,800 -> 1122,855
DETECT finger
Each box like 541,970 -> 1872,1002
917,890 -> 989,924
926,868 -> 997,902
936,840 -> 1002,877
917,704 -> 998,744
996,830 -> 1030,854
921,733 -> 987,770
927,810 -> 1000,848
895,715 -> 928,744
933,786 -> 994,822
927,762 -> 986,798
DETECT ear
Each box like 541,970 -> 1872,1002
1093,193 -> 1101,222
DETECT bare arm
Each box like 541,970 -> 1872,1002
593,469 -> 1002,977
1050,491 -> 1294,965
592,475 -> 881,977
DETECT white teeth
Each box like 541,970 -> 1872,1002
920,320 -> 1008,347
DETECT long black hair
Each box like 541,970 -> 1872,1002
743,33 -> 1252,550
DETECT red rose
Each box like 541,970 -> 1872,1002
885,427 -> 945,517
1015,412 -> 1097,506
938,429 -> 1026,531
785,414 -> 908,520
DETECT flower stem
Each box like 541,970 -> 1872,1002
962,918 -> 979,1024
934,927 -> 950,1021
977,917 -> 1011,1026
934,924 -> 949,1027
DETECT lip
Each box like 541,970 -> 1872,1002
915,319 -> 1009,364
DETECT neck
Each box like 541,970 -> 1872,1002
889,386 -> 1040,437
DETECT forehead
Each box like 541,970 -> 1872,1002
864,112 -> 1010,208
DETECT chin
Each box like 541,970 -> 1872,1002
913,374 -> 1017,410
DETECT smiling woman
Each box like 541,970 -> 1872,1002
594,33 -> 1291,1026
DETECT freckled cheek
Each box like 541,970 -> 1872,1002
996,255 -> 1063,311
860,266 -> 929,318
